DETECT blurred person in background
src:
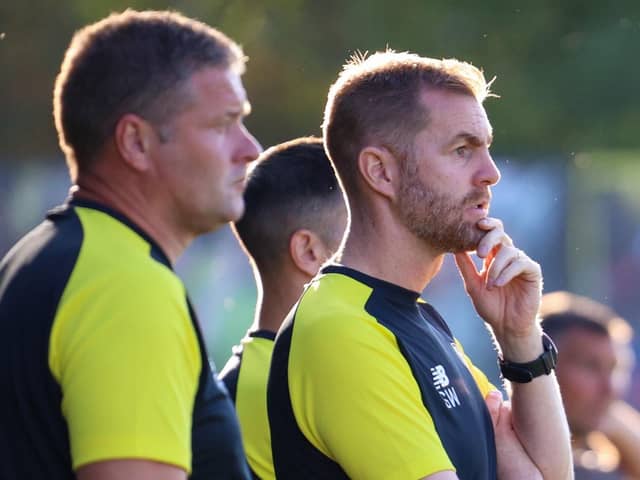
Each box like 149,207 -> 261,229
267,50 -> 571,480
541,291 -> 640,480
219,136 -> 348,479
0,10 -> 260,480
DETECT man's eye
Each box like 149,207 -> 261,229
456,146 -> 470,157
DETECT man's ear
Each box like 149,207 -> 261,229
357,145 -> 400,200
113,114 -> 156,172
289,229 -> 328,277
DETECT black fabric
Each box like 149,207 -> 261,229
248,329 -> 277,341
268,309 -> 350,479
0,209 -> 82,479
220,354 -> 241,403
365,284 -> 497,480
219,329 -> 277,403
0,202 -> 251,480
268,264 -> 497,479
219,329 -> 278,480
350,263 -> 496,478
187,299 -> 252,480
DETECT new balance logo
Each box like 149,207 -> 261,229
430,364 -> 461,409
431,365 -> 449,388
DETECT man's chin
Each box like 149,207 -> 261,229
225,201 -> 245,224
450,231 -> 483,254
435,240 -> 478,255
450,246 -> 476,255
450,245 -> 479,255
196,205 -> 244,235
417,222 -> 483,254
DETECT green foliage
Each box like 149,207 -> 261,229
2,0 -> 640,160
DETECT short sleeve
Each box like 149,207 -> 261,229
289,305 -> 455,480
49,266 -> 201,472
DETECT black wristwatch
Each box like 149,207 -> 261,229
499,333 -> 558,383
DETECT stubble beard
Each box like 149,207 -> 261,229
398,164 -> 485,254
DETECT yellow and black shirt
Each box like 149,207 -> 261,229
220,330 -> 277,480
268,264 -> 497,479
0,199 -> 250,479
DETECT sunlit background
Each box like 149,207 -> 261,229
2,1 -> 640,404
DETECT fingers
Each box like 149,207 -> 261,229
486,247 -> 541,289
454,251 -> 483,295
459,217 -> 541,300
485,390 -> 503,428
485,246 -> 522,288
473,217 -> 541,289
454,251 -> 478,280
476,217 -> 512,259
485,391 -> 516,437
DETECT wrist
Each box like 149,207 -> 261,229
499,332 -> 558,384
496,325 -> 543,362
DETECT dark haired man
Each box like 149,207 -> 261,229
0,10 -> 260,480
268,51 -> 572,479
540,291 -> 640,480
219,137 -> 347,479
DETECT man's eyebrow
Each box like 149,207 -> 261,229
446,131 -> 493,147
224,101 -> 252,120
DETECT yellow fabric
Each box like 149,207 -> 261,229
288,273 -> 455,480
48,207 -> 201,472
235,336 -> 275,480
453,339 -> 497,398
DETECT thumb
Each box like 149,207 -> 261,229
484,390 -> 503,429
454,252 -> 481,292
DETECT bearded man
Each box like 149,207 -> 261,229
267,51 -> 573,480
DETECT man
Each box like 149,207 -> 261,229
0,10 -> 261,480
540,291 -> 640,480
267,51 -> 572,479
219,137 -> 348,479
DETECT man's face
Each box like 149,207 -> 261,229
152,67 -> 261,235
397,90 -> 500,253
555,328 -> 617,436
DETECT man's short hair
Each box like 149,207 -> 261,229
53,9 -> 246,180
322,50 -> 492,199
233,137 -> 343,272
540,291 -> 633,345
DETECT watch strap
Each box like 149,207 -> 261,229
499,333 -> 558,383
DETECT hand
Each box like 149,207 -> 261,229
485,391 -> 542,480
454,217 -> 542,355
597,400 -> 640,478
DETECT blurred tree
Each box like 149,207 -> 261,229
1,0 -> 640,161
